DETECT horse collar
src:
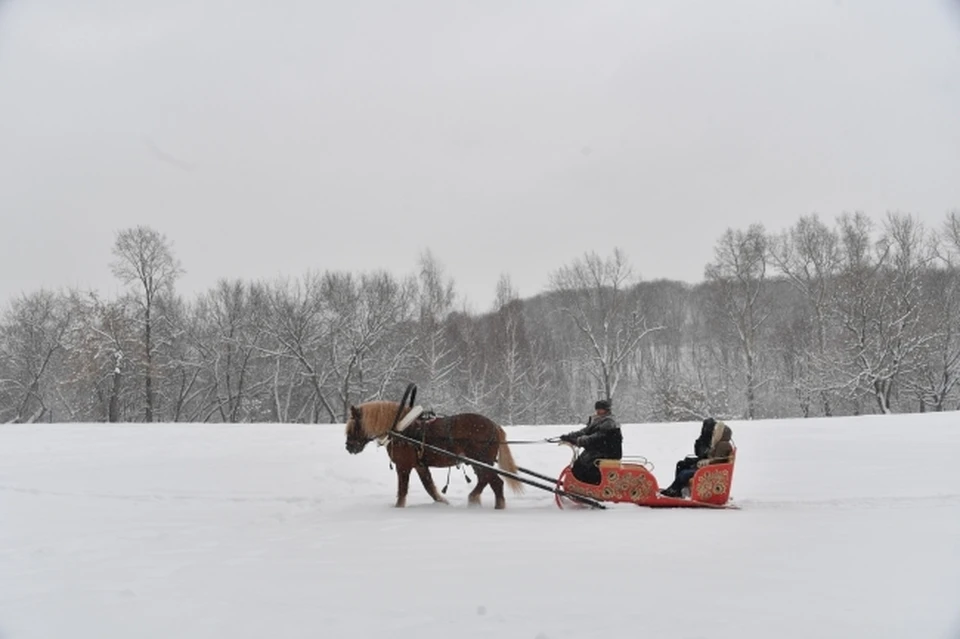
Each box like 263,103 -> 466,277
396,405 -> 424,432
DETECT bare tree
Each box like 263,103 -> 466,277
771,214 -> 842,415
411,251 -> 460,411
523,332 -> 563,424
0,290 -> 73,423
549,248 -> 664,405
265,273 -> 337,422
154,295 -> 206,423
630,281 -> 696,420
831,212 -> 933,413
191,280 -> 272,422
460,356 -> 497,415
110,226 -> 183,422
908,267 -> 960,411
704,224 -> 771,419
900,211 -> 960,411
62,293 -> 138,422
944,210 -> 960,251
328,271 -> 417,420
489,274 -> 532,425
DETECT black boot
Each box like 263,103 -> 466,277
660,484 -> 681,497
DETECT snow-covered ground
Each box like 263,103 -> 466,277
2,413 -> 959,639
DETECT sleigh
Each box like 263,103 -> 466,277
553,444 -> 738,509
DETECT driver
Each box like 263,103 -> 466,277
559,400 -> 623,485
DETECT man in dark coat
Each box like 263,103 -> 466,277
559,400 -> 623,485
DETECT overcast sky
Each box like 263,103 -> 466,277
1,0 -> 958,312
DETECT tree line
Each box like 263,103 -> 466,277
2,210 -> 959,425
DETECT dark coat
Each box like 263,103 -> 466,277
694,421 -> 713,458
565,413 -> 623,460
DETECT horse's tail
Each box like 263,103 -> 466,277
496,427 -> 525,495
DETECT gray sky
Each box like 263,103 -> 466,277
1,0 -> 959,312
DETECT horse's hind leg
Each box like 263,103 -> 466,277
489,472 -> 506,509
468,468 -> 490,507
415,465 -> 449,505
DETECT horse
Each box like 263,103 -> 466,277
344,400 -> 524,509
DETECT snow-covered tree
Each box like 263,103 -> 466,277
488,274 -> 532,425
549,248 -> 663,406
704,224 -> 771,419
831,212 -> 934,413
189,279 -> 272,422
0,290 -> 73,423
110,226 -> 183,422
61,293 -> 139,422
327,270 -> 417,420
265,273 -> 336,423
410,251 -> 460,412
771,214 -> 842,415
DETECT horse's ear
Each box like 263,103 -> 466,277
349,405 -> 360,419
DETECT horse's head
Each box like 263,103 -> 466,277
345,405 -> 373,454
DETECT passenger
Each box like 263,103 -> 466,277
559,400 -> 623,485
659,417 -> 734,498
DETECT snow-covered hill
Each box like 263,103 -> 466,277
2,413 -> 959,639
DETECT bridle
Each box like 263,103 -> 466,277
345,383 -> 418,453
345,410 -> 374,453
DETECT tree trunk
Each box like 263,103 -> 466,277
109,365 -> 122,422
144,302 -> 154,422
816,311 -> 832,416
744,328 -> 757,419
874,379 -> 892,414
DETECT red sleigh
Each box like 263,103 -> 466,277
554,443 -> 737,509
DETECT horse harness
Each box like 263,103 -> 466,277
381,410 -> 504,496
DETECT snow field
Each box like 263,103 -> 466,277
2,414 -> 959,639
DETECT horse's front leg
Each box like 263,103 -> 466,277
415,465 -> 449,505
396,466 -> 411,508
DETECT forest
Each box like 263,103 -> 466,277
2,210 -> 959,425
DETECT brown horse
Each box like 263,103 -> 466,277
344,400 -> 524,509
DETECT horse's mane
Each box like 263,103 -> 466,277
348,400 -> 408,438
